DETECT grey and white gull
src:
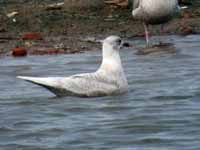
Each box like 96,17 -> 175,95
132,0 -> 179,46
17,36 -> 128,97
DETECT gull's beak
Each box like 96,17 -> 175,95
122,42 -> 133,48
98,39 -> 104,43
122,42 -> 130,47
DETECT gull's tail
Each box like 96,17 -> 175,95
17,76 -> 63,96
17,76 -> 59,86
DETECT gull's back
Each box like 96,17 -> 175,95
58,71 -> 128,97
132,0 -> 178,24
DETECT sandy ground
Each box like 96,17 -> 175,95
0,3 -> 200,56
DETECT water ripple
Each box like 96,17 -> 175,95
0,35 -> 200,150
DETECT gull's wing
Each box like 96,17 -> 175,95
17,76 -> 62,87
17,73 -> 119,97
17,76 -> 67,96
61,73 -> 119,97
133,0 -> 140,9
132,0 -> 143,19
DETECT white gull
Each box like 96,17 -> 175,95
17,36 -> 128,97
132,0 -> 179,46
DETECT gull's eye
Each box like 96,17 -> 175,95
116,39 -> 121,45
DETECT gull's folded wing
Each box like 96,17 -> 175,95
17,74 -> 118,97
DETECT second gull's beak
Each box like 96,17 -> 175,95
122,42 -> 131,47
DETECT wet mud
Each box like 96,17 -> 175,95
0,1 -> 200,56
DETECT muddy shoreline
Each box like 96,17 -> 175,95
0,3 -> 200,56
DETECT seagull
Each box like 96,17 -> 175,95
17,36 -> 128,97
132,0 -> 179,46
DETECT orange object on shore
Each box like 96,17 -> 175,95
12,47 -> 27,57
22,32 -> 43,40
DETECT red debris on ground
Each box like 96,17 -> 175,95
12,47 -> 27,57
22,33 -> 43,41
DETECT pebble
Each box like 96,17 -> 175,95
12,47 -> 27,57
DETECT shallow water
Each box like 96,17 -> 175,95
0,35 -> 200,150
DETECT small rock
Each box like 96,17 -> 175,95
0,27 -> 6,32
45,2 -> 64,10
0,40 -> 7,43
181,26 -> 194,35
82,37 -> 98,43
182,11 -> 193,19
12,47 -> 27,57
104,0 -> 129,8
7,11 -> 19,18
12,18 -> 17,23
22,33 -> 43,41
24,41 -> 35,47
54,43 -> 65,49
136,43 -> 176,55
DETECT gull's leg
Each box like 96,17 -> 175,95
160,24 -> 165,34
159,24 -> 165,45
143,22 -> 150,47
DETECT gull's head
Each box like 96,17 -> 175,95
100,36 -> 123,72
103,36 -> 123,52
